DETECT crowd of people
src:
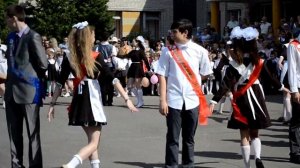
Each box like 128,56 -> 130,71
1,4 -> 300,168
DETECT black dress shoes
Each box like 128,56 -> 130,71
255,158 -> 265,168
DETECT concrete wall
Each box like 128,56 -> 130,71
107,0 -> 173,38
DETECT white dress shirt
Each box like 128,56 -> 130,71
287,40 -> 300,93
156,40 -> 213,110
260,22 -> 271,35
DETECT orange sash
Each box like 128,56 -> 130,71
68,51 -> 99,112
231,59 -> 264,125
290,40 -> 300,52
168,46 -> 211,125
73,51 -> 99,91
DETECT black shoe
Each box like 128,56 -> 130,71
277,116 -> 284,122
290,155 -> 300,164
283,120 -> 290,126
255,158 -> 265,168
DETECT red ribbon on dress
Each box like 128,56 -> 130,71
231,59 -> 264,125
73,51 -> 99,91
68,51 -> 99,112
168,46 -> 211,125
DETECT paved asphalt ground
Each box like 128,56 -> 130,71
0,94 -> 299,168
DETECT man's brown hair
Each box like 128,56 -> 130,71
6,5 -> 26,22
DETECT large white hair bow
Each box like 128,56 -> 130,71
230,26 -> 259,41
243,27 -> 259,41
72,21 -> 88,29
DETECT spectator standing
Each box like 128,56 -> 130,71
59,37 -> 69,49
227,15 -> 239,30
4,5 -> 48,168
260,16 -> 272,37
0,39 -> 7,108
46,48 -> 57,97
96,34 -> 116,106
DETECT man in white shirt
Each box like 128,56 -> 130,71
260,16 -> 271,36
227,15 -> 239,30
156,19 -> 213,168
287,30 -> 300,164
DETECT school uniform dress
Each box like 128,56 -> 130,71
127,49 -> 150,78
211,57 -> 283,129
57,53 -> 114,126
47,59 -> 57,81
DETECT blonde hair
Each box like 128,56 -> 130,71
68,26 -> 97,78
49,37 -> 59,50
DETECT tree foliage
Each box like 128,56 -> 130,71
0,0 -> 18,41
32,0 -> 114,41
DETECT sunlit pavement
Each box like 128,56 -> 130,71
0,94 -> 298,168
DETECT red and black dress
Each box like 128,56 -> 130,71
127,49 -> 150,78
57,53 -> 114,126
211,57 -> 283,129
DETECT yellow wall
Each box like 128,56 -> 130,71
122,12 -> 141,36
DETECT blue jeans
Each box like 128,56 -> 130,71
165,104 -> 199,168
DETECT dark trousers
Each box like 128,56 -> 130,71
289,93 -> 300,161
5,99 -> 43,168
100,80 -> 114,105
165,105 -> 198,168
100,67 -> 115,105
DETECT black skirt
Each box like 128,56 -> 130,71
227,84 -> 271,129
127,62 -> 145,78
68,81 -> 107,126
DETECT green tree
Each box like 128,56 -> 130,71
31,0 -> 77,40
74,0 -> 114,40
32,0 -> 114,41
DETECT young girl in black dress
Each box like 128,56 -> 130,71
126,36 -> 150,108
209,26 -> 289,168
47,21 -> 138,168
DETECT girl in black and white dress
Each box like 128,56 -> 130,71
127,36 -> 150,107
46,48 -> 57,97
47,21 -> 137,168
209,26 -> 289,168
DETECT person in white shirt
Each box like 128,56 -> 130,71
287,30 -> 300,164
260,16 -> 271,36
156,19 -> 213,168
227,15 -> 239,30
0,40 -> 7,108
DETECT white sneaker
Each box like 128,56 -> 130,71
129,91 -> 135,97
61,164 -> 68,168
63,92 -> 70,97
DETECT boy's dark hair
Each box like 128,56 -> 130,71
6,5 -> 26,22
170,19 -> 193,39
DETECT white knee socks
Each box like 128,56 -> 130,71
241,145 -> 251,168
90,159 -> 101,168
251,138 -> 261,160
137,89 -> 144,107
66,154 -> 82,168
284,97 -> 292,121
